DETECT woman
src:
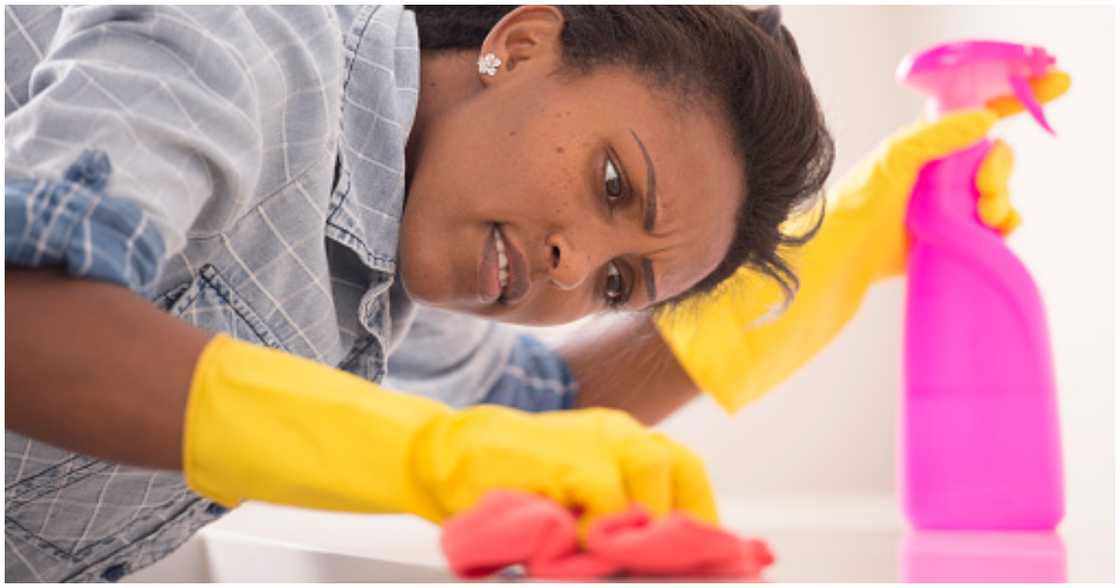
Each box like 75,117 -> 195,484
5,5 -> 1062,582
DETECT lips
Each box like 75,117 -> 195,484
478,224 -> 529,306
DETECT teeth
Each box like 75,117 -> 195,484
494,230 -> 510,290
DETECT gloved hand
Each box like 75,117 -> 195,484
184,334 -> 717,527
976,69 -> 1072,237
656,70 -> 1069,413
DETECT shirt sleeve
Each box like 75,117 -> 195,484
384,306 -> 578,412
478,333 -> 578,412
5,6 -> 265,294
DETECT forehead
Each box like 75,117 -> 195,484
581,73 -> 745,303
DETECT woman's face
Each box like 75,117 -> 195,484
399,9 -> 744,325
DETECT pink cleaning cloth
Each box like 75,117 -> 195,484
440,490 -> 774,580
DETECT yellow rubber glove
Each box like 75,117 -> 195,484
656,71 -> 1069,413
184,334 -> 717,527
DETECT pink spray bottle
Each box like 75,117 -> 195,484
896,41 -> 1064,529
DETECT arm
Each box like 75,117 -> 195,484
5,268 -> 209,469
558,315 -> 699,425
6,266 -> 718,526
658,74 -> 1069,414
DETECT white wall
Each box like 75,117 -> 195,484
651,0 -> 1115,548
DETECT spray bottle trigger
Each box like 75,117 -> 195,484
1008,74 -> 1056,136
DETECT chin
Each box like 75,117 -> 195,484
398,266 -> 480,316
396,259 -> 440,307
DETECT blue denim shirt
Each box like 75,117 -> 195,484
5,6 -> 575,582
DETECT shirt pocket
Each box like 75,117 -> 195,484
155,263 -> 286,351
4,449 -> 202,575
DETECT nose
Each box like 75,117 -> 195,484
545,232 -> 594,291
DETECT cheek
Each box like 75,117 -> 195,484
482,104 -> 592,209
396,210 -> 447,305
489,142 -> 589,226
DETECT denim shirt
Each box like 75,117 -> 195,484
5,6 -> 575,582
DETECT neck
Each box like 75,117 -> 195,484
405,49 -> 482,186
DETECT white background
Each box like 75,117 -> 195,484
650,4 -> 1114,578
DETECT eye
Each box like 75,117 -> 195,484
604,157 -> 624,203
604,261 -> 629,308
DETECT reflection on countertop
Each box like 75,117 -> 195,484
901,530 -> 1066,582
126,496 -> 1109,582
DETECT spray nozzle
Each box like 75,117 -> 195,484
897,40 -> 1057,135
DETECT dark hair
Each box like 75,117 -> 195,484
410,5 -> 835,312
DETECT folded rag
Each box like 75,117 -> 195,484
440,490 -> 774,580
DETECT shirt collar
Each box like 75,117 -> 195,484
329,5 -> 420,274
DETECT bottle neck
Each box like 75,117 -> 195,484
906,138 -> 992,236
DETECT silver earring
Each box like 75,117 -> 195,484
477,53 -> 502,76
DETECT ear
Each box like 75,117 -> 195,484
477,5 -> 564,85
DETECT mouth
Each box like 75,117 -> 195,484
478,224 -> 529,306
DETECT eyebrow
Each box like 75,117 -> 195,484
629,129 -> 658,233
628,128 -> 658,303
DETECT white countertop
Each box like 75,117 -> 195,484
125,495 -> 1114,582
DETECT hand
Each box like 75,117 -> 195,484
977,70 -> 1072,236
829,110 -> 998,278
183,335 -> 717,532
414,405 -> 719,527
832,69 -> 1070,278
